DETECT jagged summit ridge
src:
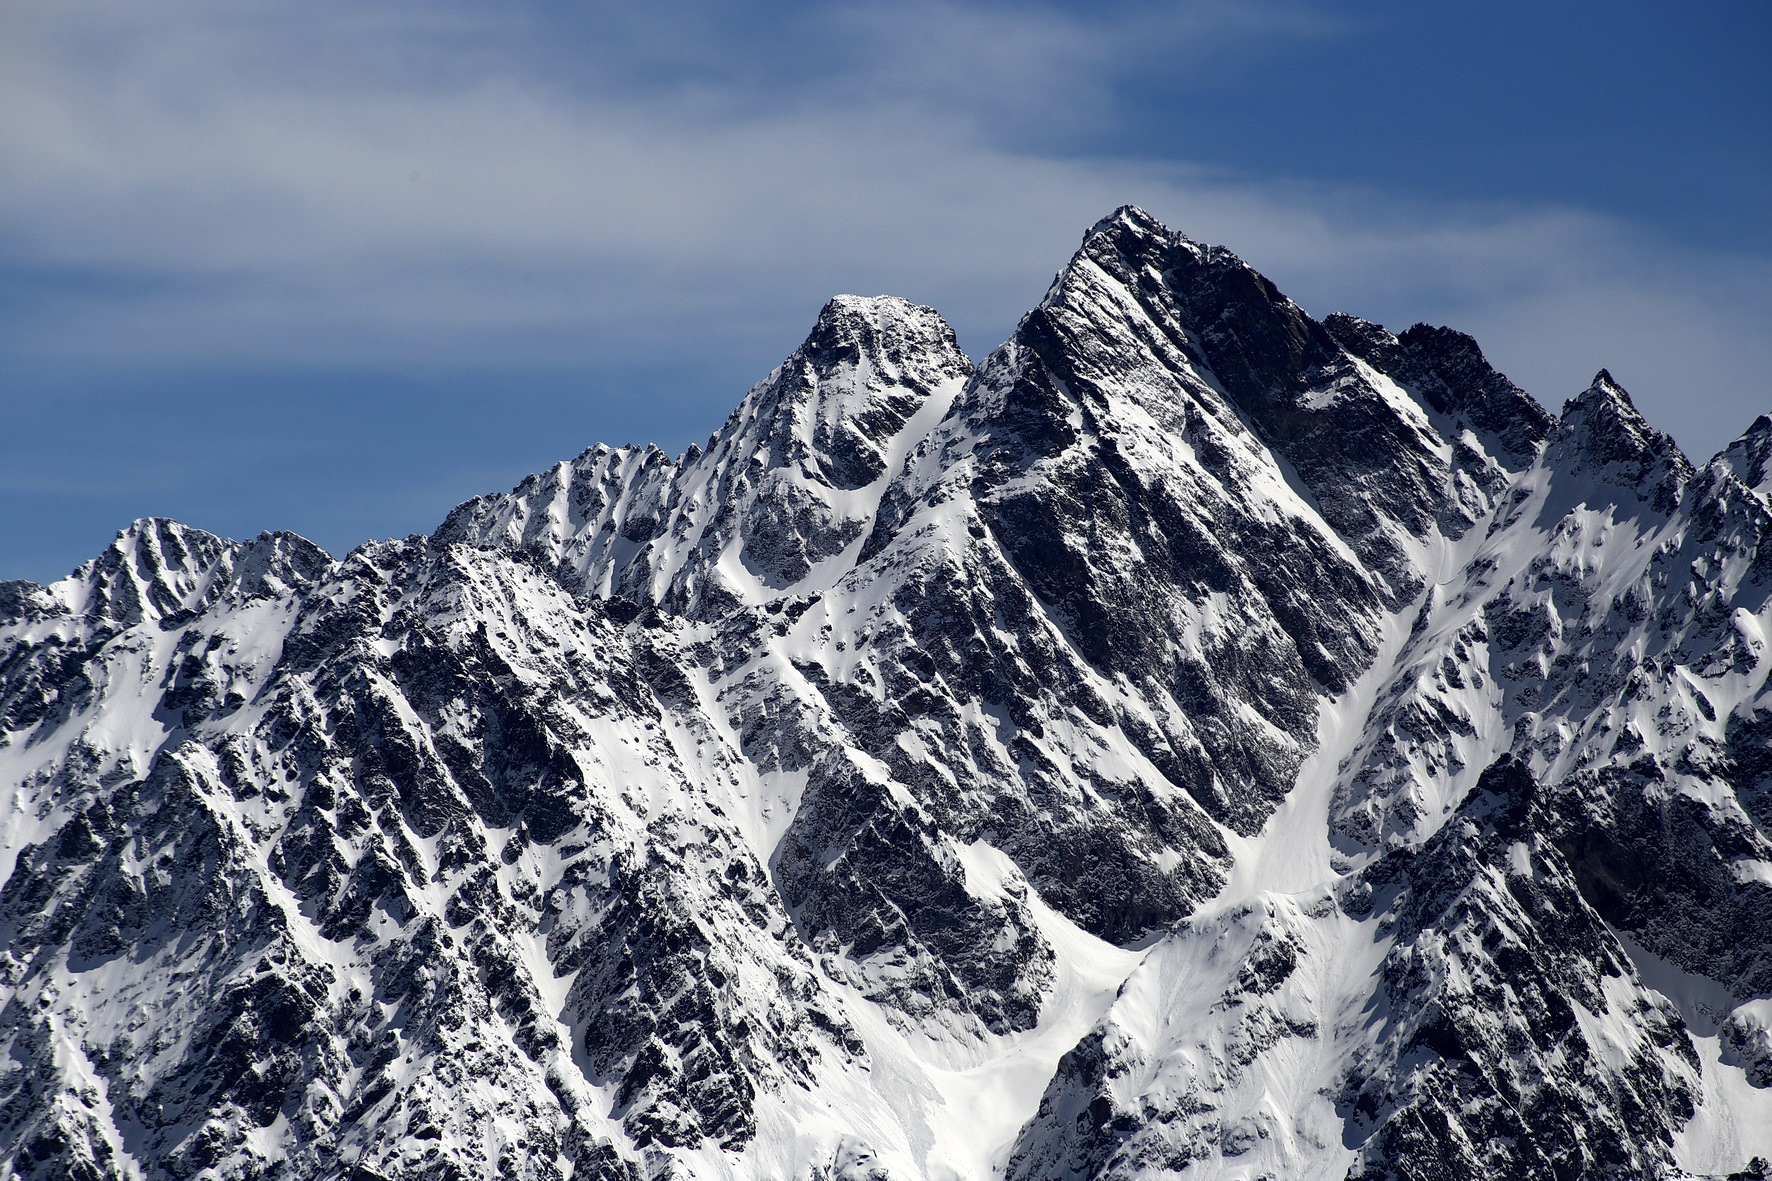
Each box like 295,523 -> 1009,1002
12,517 -> 333,629
437,292 -> 971,612
2,209 -> 1769,1181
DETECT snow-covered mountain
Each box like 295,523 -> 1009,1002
2,207 -> 1768,1181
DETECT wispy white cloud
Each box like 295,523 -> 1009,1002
0,0 -> 1765,457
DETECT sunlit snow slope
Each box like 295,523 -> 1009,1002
2,208 -> 1768,1181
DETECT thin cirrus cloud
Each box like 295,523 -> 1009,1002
0,0 -> 1767,580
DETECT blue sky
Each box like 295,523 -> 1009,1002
2,0 -> 1768,582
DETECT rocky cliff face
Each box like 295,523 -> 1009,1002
2,208 -> 1767,1181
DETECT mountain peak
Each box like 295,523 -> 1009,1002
1563,368 -> 1646,423
800,294 -> 964,379
64,516 -> 238,625
1584,368 -> 1638,410
1716,413 -> 1772,499
1551,370 -> 1692,506
1078,204 -> 1209,267
730,294 -> 969,486
1085,203 -> 1179,241
53,518 -> 333,626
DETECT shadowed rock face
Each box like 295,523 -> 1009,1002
2,207 -> 1769,1181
